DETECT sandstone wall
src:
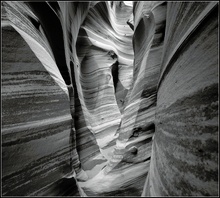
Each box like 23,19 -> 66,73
1,1 -> 219,196
142,2 -> 218,196
2,26 -> 79,196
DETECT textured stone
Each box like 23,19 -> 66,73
142,2 -> 218,196
2,26 -> 79,196
1,1 -> 219,197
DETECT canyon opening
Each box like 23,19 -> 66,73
1,1 -> 219,197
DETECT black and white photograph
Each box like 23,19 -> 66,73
1,1 -> 219,197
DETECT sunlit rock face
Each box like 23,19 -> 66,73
1,1 -> 219,197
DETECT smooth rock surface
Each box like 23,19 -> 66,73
1,1 -> 219,197
142,2 -> 218,196
2,26 -> 80,196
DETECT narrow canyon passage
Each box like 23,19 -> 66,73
1,1 -> 219,197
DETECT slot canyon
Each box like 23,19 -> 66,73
1,1 -> 219,196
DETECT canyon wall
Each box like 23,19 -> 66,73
142,2 -> 219,196
1,1 -> 219,196
2,26 -> 80,196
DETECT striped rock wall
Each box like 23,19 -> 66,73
79,2 -> 168,196
76,1 -> 133,161
142,2 -> 219,196
1,1 -> 219,197
2,26 -> 79,196
1,1 -> 85,195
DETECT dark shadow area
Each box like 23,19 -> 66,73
38,177 -> 80,196
26,2 -> 71,85
111,60 -> 119,92
27,15 -> 40,30
127,19 -> 134,30
46,1 -> 60,16
152,2 -> 167,47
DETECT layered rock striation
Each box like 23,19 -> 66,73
2,26 -> 79,196
143,2 -> 219,196
1,1 -> 219,197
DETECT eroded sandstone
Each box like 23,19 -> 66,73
1,1 -> 219,196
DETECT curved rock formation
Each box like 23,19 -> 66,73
2,25 -> 78,196
1,1 -> 219,197
143,2 -> 219,196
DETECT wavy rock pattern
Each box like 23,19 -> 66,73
2,2 -> 84,195
76,1 -> 133,160
1,1 -> 219,197
143,2 -> 219,196
80,2 -> 168,196
2,26 -> 79,196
